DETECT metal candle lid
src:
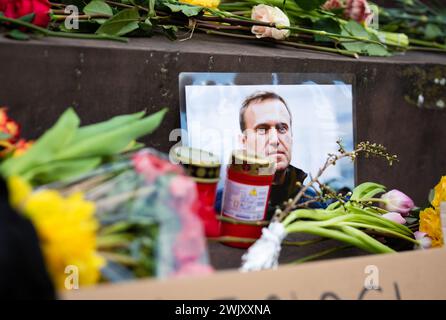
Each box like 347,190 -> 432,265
172,146 -> 221,183
229,150 -> 276,176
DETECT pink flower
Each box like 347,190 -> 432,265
322,0 -> 344,11
414,231 -> 432,249
172,263 -> 214,278
345,0 -> 374,25
382,212 -> 406,224
381,190 -> 415,217
132,150 -> 183,183
174,217 -> 206,264
170,175 -> 196,199
251,4 -> 290,40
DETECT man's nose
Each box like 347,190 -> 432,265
267,128 -> 279,146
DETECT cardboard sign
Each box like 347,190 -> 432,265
63,247 -> 446,300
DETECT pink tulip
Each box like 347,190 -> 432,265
414,231 -> 432,249
381,189 -> 415,217
382,212 -> 406,224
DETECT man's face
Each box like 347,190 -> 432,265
241,98 -> 292,171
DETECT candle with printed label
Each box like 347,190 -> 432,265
221,150 -> 275,248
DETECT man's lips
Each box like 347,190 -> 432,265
267,151 -> 286,156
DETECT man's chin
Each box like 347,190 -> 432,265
275,162 -> 288,172
267,154 -> 289,171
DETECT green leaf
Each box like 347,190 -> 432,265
148,0 -> 156,17
424,23 -> 443,40
342,20 -> 369,38
22,158 -> 102,184
341,21 -> 390,56
73,111 -> 145,142
164,3 -> 203,17
0,108 -> 80,178
96,8 -> 140,36
6,29 -> 30,41
54,108 -> 168,160
294,0 -> 326,11
350,182 -> 386,201
19,13 -> 35,23
313,17 -> 341,42
84,0 -> 113,16
161,25 -> 178,40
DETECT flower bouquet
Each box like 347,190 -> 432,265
238,141 -> 444,271
0,0 -> 445,57
3,106 -> 213,290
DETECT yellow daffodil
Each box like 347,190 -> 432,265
7,175 -> 32,209
432,176 -> 446,210
419,207 -> 444,248
8,176 -> 105,289
179,0 -> 220,9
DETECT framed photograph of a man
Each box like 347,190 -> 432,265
178,72 -> 354,218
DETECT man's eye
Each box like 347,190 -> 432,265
256,128 -> 267,135
277,125 -> 288,134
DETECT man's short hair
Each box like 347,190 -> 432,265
239,91 -> 292,132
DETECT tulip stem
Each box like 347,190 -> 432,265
208,236 -> 328,247
290,244 -> 354,264
359,198 -> 388,204
0,15 -> 128,43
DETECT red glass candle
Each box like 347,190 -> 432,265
172,146 -> 221,237
220,150 -> 274,248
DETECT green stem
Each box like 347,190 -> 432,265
201,11 -> 385,47
199,29 -> 359,58
341,221 -> 419,245
208,236 -> 328,247
340,225 -> 395,253
408,46 -> 446,53
0,15 -> 128,43
409,38 -> 446,49
290,245 -> 353,264
285,223 -> 385,253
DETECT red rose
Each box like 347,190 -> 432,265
0,0 -> 51,27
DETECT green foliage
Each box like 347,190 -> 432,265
163,2 -> 204,17
84,0 -> 114,16
6,29 -> 30,40
293,0 -> 326,11
0,107 -> 168,185
341,21 -> 391,56
96,8 -> 141,36
284,182 -> 417,255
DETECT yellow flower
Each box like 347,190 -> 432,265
432,176 -> 446,210
179,0 -> 220,9
8,176 -> 104,289
7,175 -> 32,209
419,207 -> 444,248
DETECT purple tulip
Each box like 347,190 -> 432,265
382,212 -> 406,224
381,189 -> 415,216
